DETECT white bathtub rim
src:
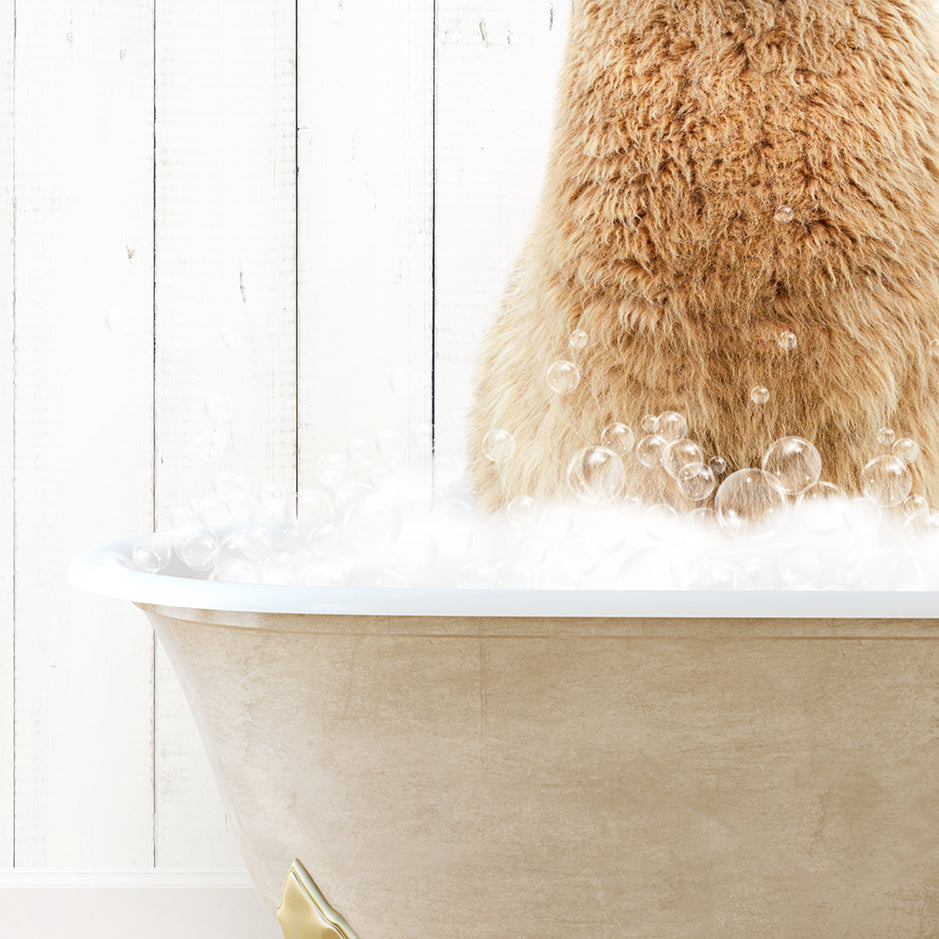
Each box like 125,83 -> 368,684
67,535 -> 939,619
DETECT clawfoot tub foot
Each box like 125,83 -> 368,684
277,860 -> 360,939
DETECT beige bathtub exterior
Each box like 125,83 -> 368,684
140,605 -> 939,938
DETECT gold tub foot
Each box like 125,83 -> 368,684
277,860 -> 359,939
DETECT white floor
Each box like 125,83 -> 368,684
0,872 -> 282,938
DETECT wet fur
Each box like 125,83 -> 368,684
468,0 -> 939,511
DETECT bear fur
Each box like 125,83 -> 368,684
468,0 -> 939,512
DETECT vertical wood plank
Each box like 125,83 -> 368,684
155,0 -> 297,867
433,1 -> 572,461
0,0 -> 13,868
297,0 -> 434,475
13,2 -> 156,866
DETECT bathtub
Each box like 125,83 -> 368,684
69,535 -> 939,938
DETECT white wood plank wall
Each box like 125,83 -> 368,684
0,0 -> 567,892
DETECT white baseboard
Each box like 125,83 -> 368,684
0,871 -> 282,938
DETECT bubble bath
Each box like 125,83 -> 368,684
119,405 -> 939,592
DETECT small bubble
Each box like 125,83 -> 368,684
600,422 -> 635,458
195,494 -> 231,528
902,495 -> 930,520
641,414 -> 658,433
376,430 -> 405,463
677,462 -> 717,501
893,437 -> 920,464
176,528 -> 221,570
778,331 -> 797,351
204,394 -> 233,425
314,452 -> 350,491
569,329 -> 589,350
636,434 -> 669,468
762,437 -> 822,495
507,495 -> 540,530
482,429 -> 516,463
876,427 -> 896,449
132,534 -> 172,574
715,469 -> 787,537
778,546 -> 821,588
348,437 -> 377,467
796,481 -> 847,535
929,339 -> 939,360
664,438 -> 704,479
656,411 -> 688,442
860,455 -> 913,507
774,205 -> 794,223
546,360 -> 581,395
750,385 -> 770,405
708,457 -> 727,476
566,447 -> 626,503
344,494 -> 403,552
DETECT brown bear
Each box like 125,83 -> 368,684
468,0 -> 939,513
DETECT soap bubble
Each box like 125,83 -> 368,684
434,454 -> 465,489
902,495 -> 930,520
860,455 -> 913,507
169,502 -> 200,530
348,437 -> 377,467
778,546 -> 821,588
893,437 -> 920,464
483,429 -> 516,464
294,488 -> 334,523
569,329 -> 589,350
344,494 -> 403,551
641,414 -> 658,433
507,495 -> 540,530
796,481 -> 847,535
376,430 -> 405,463
774,205 -> 794,223
876,427 -> 896,449
176,528 -> 221,570
299,563 -> 345,587
644,503 -> 679,539
762,437 -> 822,495
233,526 -> 275,561
708,457 -> 727,476
308,521 -> 341,559
132,534 -> 172,573
664,438 -> 705,478
600,422 -> 635,458
567,447 -> 626,503
677,462 -> 717,501
211,559 -> 260,584
750,385 -> 770,405
204,394 -> 232,425
385,528 -> 437,581
636,434 -> 669,468
262,552 -> 297,585
541,504 -> 574,540
494,557 -> 539,588
457,562 -> 496,589
844,497 -> 883,532
546,360 -> 581,394
657,411 -> 688,442
929,339 -> 939,360
714,469 -> 787,536
195,494 -> 232,528
314,453 -> 350,492
778,331 -> 797,351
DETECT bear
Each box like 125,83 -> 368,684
467,0 -> 939,514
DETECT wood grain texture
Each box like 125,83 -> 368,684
297,0 -> 433,474
154,0 -> 297,868
0,0 -> 13,869
12,1 -> 155,866
433,0 -> 572,462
